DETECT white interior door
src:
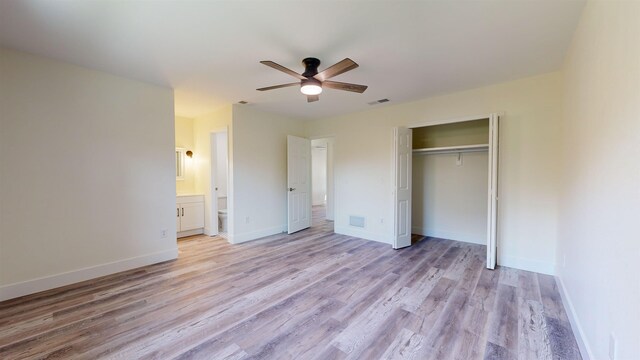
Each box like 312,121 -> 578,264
209,133 -> 219,236
393,127 -> 412,249
486,114 -> 500,269
287,135 -> 311,234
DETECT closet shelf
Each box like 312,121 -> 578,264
412,144 -> 489,154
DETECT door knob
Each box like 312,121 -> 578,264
289,187 -> 295,191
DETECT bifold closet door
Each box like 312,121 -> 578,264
486,114 -> 500,269
393,127 -> 412,249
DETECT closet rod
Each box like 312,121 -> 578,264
412,144 -> 489,155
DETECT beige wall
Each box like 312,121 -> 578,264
175,116 -> 196,195
192,105 -> 306,243
558,1 -> 640,358
0,48 -> 177,300
307,71 -> 563,274
230,105 -> 306,243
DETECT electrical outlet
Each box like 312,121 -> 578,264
609,333 -> 616,360
160,229 -> 168,238
563,254 -> 567,268
245,216 -> 250,224
379,218 -> 384,224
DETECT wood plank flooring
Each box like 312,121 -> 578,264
0,206 -> 581,359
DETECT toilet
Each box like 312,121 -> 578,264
218,209 -> 227,233
217,196 -> 227,233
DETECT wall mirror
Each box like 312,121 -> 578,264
176,148 -> 185,180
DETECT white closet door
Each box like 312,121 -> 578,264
486,114 -> 500,269
393,127 -> 412,249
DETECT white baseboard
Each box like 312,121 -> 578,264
498,255 -> 556,275
556,275 -> 594,360
0,247 -> 178,302
334,225 -> 391,245
228,225 -> 286,244
411,226 -> 485,245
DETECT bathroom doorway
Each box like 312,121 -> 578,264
210,130 -> 229,238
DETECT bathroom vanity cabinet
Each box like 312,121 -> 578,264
176,195 -> 204,238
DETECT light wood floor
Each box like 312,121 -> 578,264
0,206 -> 581,359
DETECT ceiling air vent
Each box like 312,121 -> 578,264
238,101 -> 248,104
368,98 -> 390,105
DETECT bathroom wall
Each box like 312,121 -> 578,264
175,116 -> 196,195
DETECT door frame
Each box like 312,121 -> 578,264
394,112 -> 501,269
309,136 -> 336,221
209,128 -> 230,238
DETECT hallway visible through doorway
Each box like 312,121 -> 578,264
312,205 -> 333,232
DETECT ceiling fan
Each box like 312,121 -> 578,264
257,57 -> 367,102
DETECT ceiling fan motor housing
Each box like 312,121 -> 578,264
301,57 -> 321,77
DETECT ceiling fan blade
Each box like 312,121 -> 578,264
314,58 -> 358,81
256,82 -> 299,91
307,95 -> 319,102
322,80 -> 368,93
260,61 -> 306,80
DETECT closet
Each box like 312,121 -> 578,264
392,114 -> 499,269
412,118 -> 489,245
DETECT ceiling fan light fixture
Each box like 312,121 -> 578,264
300,78 -> 322,95
258,58 -> 366,101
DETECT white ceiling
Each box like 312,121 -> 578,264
0,1 -> 585,119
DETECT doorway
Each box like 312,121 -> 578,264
311,137 -> 335,230
311,137 -> 335,222
209,130 -> 229,238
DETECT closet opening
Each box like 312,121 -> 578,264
393,114 -> 499,269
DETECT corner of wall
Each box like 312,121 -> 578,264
555,274 -> 594,360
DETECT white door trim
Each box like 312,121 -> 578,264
310,136 -> 335,221
209,128 -> 229,237
486,114 -> 500,269
407,113 -> 499,129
